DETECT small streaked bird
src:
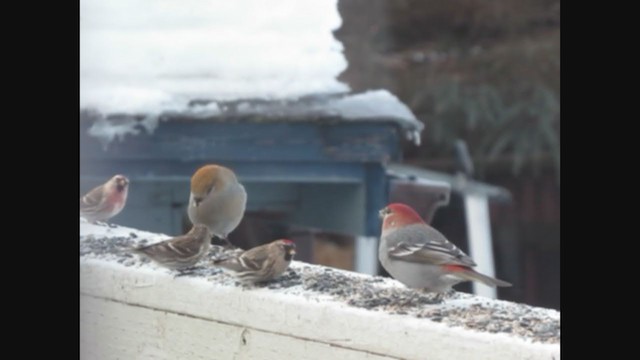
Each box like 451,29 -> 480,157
212,239 -> 296,284
379,203 -> 511,300
80,175 -> 129,223
132,224 -> 212,272
188,164 -> 247,246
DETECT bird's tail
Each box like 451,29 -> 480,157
130,247 -> 142,254
210,246 -> 243,263
444,265 -> 512,287
210,255 -> 249,273
210,256 -> 228,265
129,245 -> 150,256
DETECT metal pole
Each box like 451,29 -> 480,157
355,236 -> 379,275
464,193 -> 497,299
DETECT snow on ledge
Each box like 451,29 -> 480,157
80,219 -> 559,359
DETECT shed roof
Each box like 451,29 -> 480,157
82,90 -> 424,146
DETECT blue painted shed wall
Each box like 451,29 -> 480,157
80,121 -> 398,238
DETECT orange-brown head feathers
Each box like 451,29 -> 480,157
379,203 -> 425,231
190,165 -> 237,197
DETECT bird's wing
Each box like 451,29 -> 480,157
137,235 -> 202,259
81,185 -> 104,209
168,235 -> 206,257
235,245 -> 271,271
387,225 -> 477,267
80,185 -> 108,213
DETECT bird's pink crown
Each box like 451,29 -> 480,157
387,203 -> 424,223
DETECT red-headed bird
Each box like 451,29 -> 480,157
133,224 -> 212,271
80,175 -> 129,223
379,203 -> 511,295
212,239 -> 296,284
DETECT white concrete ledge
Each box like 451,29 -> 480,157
80,220 -> 560,360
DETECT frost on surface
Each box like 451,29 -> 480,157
80,219 -> 559,344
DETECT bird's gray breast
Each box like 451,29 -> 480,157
378,225 -> 456,290
189,183 -> 247,237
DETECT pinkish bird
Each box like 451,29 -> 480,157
80,175 -> 129,223
379,203 -> 510,300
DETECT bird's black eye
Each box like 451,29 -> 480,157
194,197 -> 203,206
284,249 -> 295,261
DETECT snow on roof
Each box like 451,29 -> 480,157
81,0 -> 349,113
80,0 -> 424,146
82,90 -> 424,146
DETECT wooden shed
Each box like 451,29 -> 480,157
80,90 -> 430,274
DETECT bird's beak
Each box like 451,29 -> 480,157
378,208 -> 389,219
115,177 -> 129,191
